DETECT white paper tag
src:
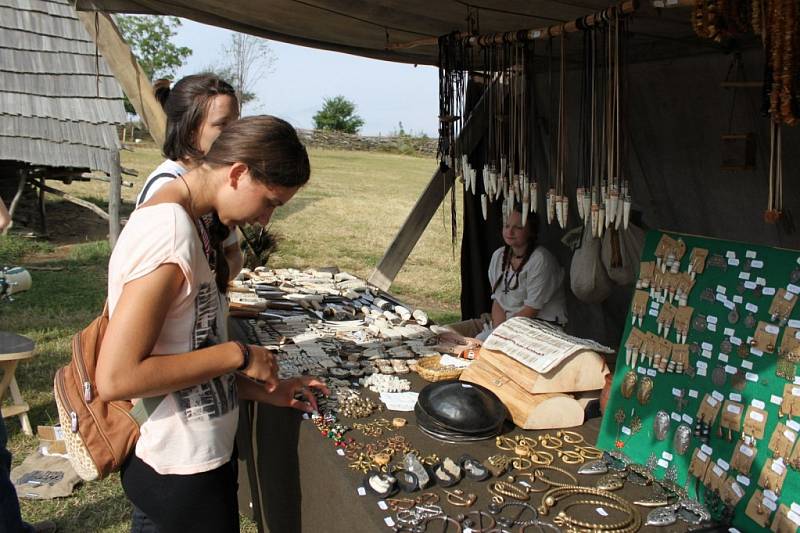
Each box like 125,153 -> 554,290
724,327 -> 735,337
712,465 -> 724,477
792,502 -> 800,516
647,368 -> 657,377
697,366 -> 707,377
596,507 -> 609,517
732,295 -> 743,304
789,420 -> 800,432
788,510 -> 800,527
689,389 -> 699,398
697,361 -> 708,369
697,450 -> 709,462
337,449 -> 346,456
378,500 -> 388,511
725,365 -> 737,374
719,353 -> 729,363
730,392 -> 742,401
746,250 -> 757,259
726,251 -> 736,259
728,258 -> 739,267
750,410 -> 765,422
702,349 -> 712,358
764,498 -> 778,512
746,372 -> 758,382
672,387 -> 683,397
671,412 -> 682,422
727,404 -> 742,414
741,360 -> 753,370
662,451 -> 674,461
649,308 -> 659,317
519,480 -> 531,488
717,459 -> 730,471
708,323 -> 717,332
724,300 -> 735,310
764,287 -> 776,296
756,277 -> 766,286
790,319 -> 800,328
744,281 -> 757,289
789,283 -> 800,294
737,474 -> 751,486
621,426 -> 631,435
740,444 -> 755,457
707,316 -> 719,325
793,387 -> 800,397
739,272 -> 751,280
682,414 -> 693,424
772,461 -> 786,476
716,293 -> 727,303
657,458 -> 670,469
771,394 -> 784,406
707,396 -> 719,407
766,324 -> 781,335
357,486 -> 367,496
713,391 -> 725,402
730,336 -> 742,346
751,260 -> 764,269
384,517 -> 395,527
784,429 -> 796,442
752,399 -> 766,409
702,341 -> 714,351
717,285 -> 727,295
701,444 -> 713,455
751,347 -> 764,357
732,483 -> 744,498
746,303 -> 758,313
786,291 -> 795,301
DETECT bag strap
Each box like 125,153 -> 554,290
137,172 -> 178,207
129,395 -> 166,427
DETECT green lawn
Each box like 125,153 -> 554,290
1,145 -> 462,531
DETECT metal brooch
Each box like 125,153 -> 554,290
653,410 -> 670,441
673,424 -> 691,455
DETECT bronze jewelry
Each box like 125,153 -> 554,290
511,457 -> 533,471
496,436 -> 517,450
556,430 -> 584,444
557,499 -> 637,531
534,465 -> 578,487
530,450 -> 554,466
511,472 -> 550,493
444,489 -> 476,507
489,481 -> 530,503
459,510 -> 497,533
538,435 -> 563,449
557,450 -> 584,465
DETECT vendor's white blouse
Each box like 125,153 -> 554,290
488,246 -> 568,325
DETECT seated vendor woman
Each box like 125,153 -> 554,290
486,206 -> 568,336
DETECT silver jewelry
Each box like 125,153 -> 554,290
673,424 -> 691,455
653,411 -> 670,441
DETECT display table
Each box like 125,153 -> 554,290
0,332 -> 35,435
233,312 -> 695,533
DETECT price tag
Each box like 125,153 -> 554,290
378,500 -> 389,511
763,287 -> 776,296
649,308 -> 659,317
746,373 -> 758,382
689,389 -> 699,398
730,392 -> 742,401
719,353 -> 729,363
739,272 -> 751,280
732,483 -> 744,498
730,337 -> 742,346
682,414 -> 693,424
727,404 -> 742,414
724,327 -> 735,337
746,250 -> 757,259
717,285 -> 727,295
797,331 -> 800,340
671,412 -> 682,421
740,444 -> 755,457
698,366 -> 707,377
596,507 -> 609,517
789,420 -> 800,432
746,303 -> 758,313
531,30 -> 542,38
621,426 -> 631,435
707,396 -> 719,407
741,360 -> 753,370
752,399 -> 766,409
702,349 -> 712,358
647,369 -> 657,377
519,480 -> 531,488
737,474 -> 751,486
716,293 -> 727,303
733,295 -> 743,304
728,258 -> 740,267
788,283 -> 800,294
751,347 -> 764,357
750,411 -> 765,422
672,388 -> 683,397
697,361 -> 709,369
790,319 -> 800,328
744,281 -> 757,289
712,465 -> 724,477
657,458 -> 670,468
707,316 -> 718,325
784,429 -> 796,442
697,450 -> 709,462
786,291 -> 796,302
384,517 -> 395,527
771,395 -> 784,406
708,323 -> 717,332
726,251 -> 736,259
756,277 -> 766,286
637,366 -> 647,375
793,387 -> 800,397
764,498 -> 778,512
723,300 -> 735,310
701,444 -> 713,455
717,459 -> 730,471
751,260 -> 764,269
766,324 -> 781,335
337,449 -> 346,456
725,365 -> 737,374
788,510 -> 800,527
662,451 -> 674,461
702,341 -> 714,351
713,391 -> 725,402
793,502 -> 800,516
357,486 -> 367,496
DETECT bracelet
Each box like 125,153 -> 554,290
533,465 -> 577,487
556,499 -> 636,531
234,341 -> 250,371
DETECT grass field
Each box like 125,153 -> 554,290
1,145 -> 462,531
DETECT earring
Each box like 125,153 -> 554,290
637,377 -> 654,405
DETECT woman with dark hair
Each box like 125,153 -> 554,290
136,73 -> 243,288
485,206 -> 567,334
98,116 -> 326,533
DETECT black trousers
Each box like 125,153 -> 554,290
121,453 -> 239,533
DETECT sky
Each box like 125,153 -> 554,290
172,19 -> 440,137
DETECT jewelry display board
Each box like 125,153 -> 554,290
597,230 -> 800,531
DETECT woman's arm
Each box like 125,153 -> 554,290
491,300 -> 507,328
0,198 -> 11,231
224,227 -> 243,280
96,263 -> 278,401
512,305 -> 539,320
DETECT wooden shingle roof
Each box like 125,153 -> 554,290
0,0 -> 126,175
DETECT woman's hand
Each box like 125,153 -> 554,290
261,376 -> 329,413
239,344 -> 280,393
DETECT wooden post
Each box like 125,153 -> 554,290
109,151 -> 122,247
3,170 -> 27,236
367,87 -> 491,290
77,11 -> 166,147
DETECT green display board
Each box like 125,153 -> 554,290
597,230 -> 800,532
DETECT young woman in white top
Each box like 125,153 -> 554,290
487,207 -> 568,331
98,116 -> 326,532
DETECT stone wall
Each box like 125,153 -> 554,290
296,129 -> 437,157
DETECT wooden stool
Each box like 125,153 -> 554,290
0,332 -> 35,435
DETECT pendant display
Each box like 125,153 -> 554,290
673,424 -> 691,455
620,370 -> 637,399
653,411 -> 670,441
578,460 -> 608,475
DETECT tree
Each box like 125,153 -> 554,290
313,96 -> 365,134
219,33 -> 276,114
115,15 -> 192,113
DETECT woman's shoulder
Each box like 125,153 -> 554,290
527,246 -> 560,269
127,203 -> 193,235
